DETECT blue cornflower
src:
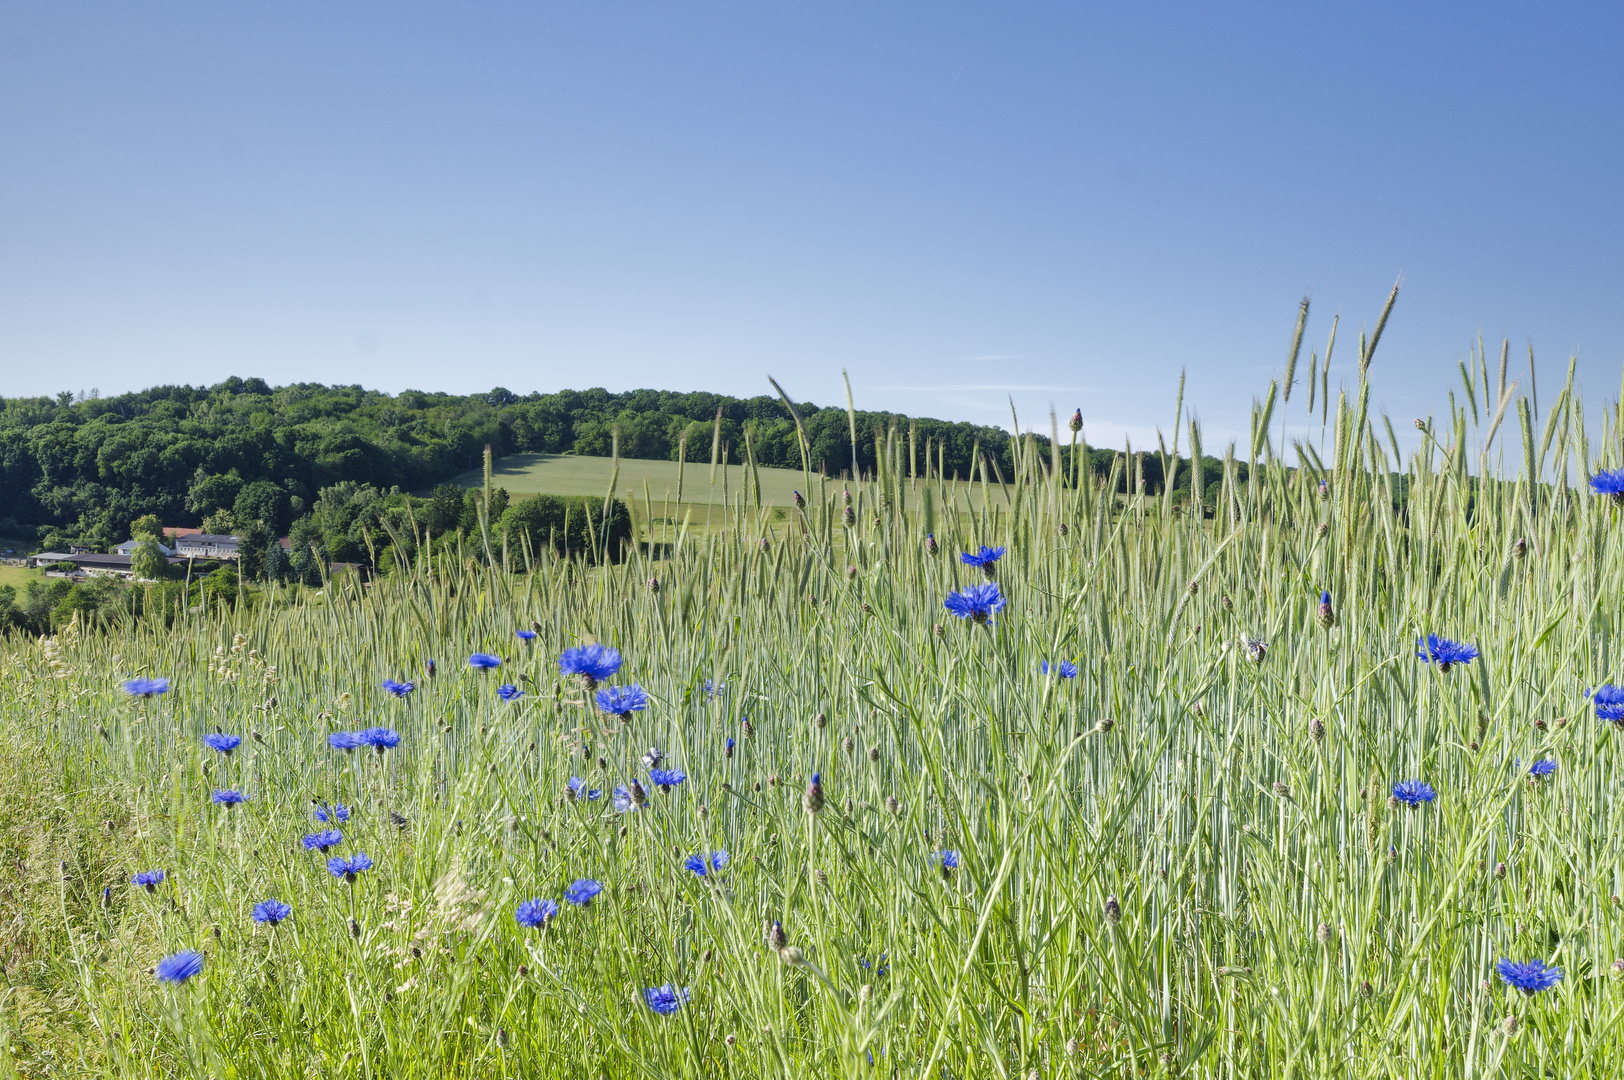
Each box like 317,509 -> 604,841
497,684 -> 525,702
515,898 -> 559,928
303,830 -> 343,852
684,850 -> 729,877
612,784 -> 646,813
703,678 -> 726,700
123,677 -> 170,698
359,727 -> 401,751
203,733 -> 241,754
1589,468 -> 1624,503
803,772 -> 825,814
516,629 -> 537,642
328,731 -> 363,752
1392,779 -> 1437,807
649,768 -> 686,791
1496,957 -> 1564,995
468,653 -> 502,671
1529,758 -> 1558,779
1590,685 -> 1624,724
944,583 -> 1006,625
564,878 -> 603,906
211,789 -> 248,806
313,802 -> 350,823
1317,590 -> 1335,628
724,736 -> 736,759
860,952 -> 889,976
567,776 -> 602,802
154,950 -> 204,984
644,984 -> 690,1014
559,643 -> 622,688
132,869 -> 166,892
1416,634 -> 1479,672
596,684 -> 650,718
252,899 -> 291,926
938,850 -> 960,871
1041,660 -> 1078,679
960,545 -> 1007,578
327,853 -> 373,881
382,679 -> 415,698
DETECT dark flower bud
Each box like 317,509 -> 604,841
1316,522 -> 1329,538
868,745 -> 880,762
842,506 -> 856,527
1308,717 -> 1325,743
846,565 -> 858,580
766,920 -> 789,951
1221,595 -> 1233,611
1094,717 -> 1115,735
425,660 -> 436,679
814,712 -> 827,729
842,488 -> 852,506
885,795 -> 901,815
741,718 -> 755,740
1069,408 -> 1083,433
1359,980 -> 1373,998
1103,894 -> 1121,925
792,490 -> 805,509
627,780 -> 647,806
1058,522 -> 1069,536
842,736 -> 854,756
725,1034 -> 737,1047
925,533 -> 938,555
1317,590 -> 1335,630
1273,781 -> 1291,800
1512,537 -> 1527,560
648,577 -> 660,593
1494,861 -> 1506,879
349,918 -> 360,938
1315,922 -> 1334,945
1534,717 -> 1547,731
1501,1015 -> 1518,1036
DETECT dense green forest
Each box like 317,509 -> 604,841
0,379 -> 1225,552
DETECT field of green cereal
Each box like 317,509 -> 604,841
4,350 -> 1624,1079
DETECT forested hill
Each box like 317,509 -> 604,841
2,379 -> 1119,549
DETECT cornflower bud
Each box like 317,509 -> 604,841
1103,894 -> 1122,925
803,773 -> 825,814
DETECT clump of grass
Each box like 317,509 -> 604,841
0,349 -> 1618,1077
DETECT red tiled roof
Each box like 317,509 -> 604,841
163,527 -> 203,538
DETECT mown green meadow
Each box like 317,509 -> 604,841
5,354 -> 1624,1079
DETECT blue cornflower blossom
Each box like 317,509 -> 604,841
123,677 -> 170,698
154,950 -> 204,984
497,684 -> 525,702
203,733 -> 241,754
211,789 -> 248,806
596,684 -> 650,718
359,727 -> 400,752
252,899 -> 291,925
516,629 -> 537,642
382,679 -> 415,698
724,736 -> 736,759
860,952 -> 890,977
612,784 -> 646,813
132,869 -> 166,891
684,850 -> 729,877
567,776 -> 602,802
644,984 -> 690,1014
703,679 -> 727,700
937,850 -> 960,878
564,878 -> 603,906
515,898 -> 559,928
1416,634 -> 1479,672
328,731 -> 363,752
468,653 -> 502,671
1590,685 -> 1624,724
313,802 -> 350,823
944,583 -> 1006,625
327,854 -> 373,881
1392,779 -> 1437,807
1041,660 -> 1078,679
1496,958 -> 1564,995
559,643 -> 622,688
803,772 -> 825,814
960,545 -> 1007,578
649,768 -> 686,791
1589,468 -> 1624,503
303,830 -> 343,852
1529,758 -> 1558,779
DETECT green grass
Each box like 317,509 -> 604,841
448,452 -> 817,507
4,364 -> 1624,1077
0,564 -> 37,590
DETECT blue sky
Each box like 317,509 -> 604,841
2,3 -> 1621,449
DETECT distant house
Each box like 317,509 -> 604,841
173,533 -> 241,560
28,551 -> 185,578
115,539 -> 173,556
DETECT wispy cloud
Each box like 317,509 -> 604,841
868,384 -> 1094,392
